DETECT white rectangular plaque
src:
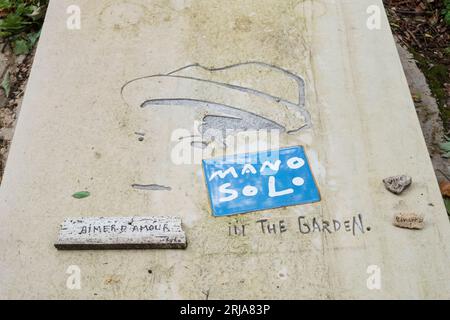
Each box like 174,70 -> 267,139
55,216 -> 187,250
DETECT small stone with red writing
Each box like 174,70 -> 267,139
393,213 -> 424,230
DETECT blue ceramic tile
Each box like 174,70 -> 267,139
202,146 -> 321,216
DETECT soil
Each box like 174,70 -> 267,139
384,0 -> 449,129
0,41 -> 35,184
397,41 -> 449,182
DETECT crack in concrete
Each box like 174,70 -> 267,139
132,184 -> 172,191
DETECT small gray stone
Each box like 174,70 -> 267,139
383,175 -> 412,195
393,213 -> 424,230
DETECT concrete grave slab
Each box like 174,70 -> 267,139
0,0 -> 450,299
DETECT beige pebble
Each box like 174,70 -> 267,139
393,213 -> 424,230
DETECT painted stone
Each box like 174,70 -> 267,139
55,216 -> 187,250
393,213 -> 424,230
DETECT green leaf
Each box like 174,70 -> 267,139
445,0 -> 450,26
445,12 -> 450,26
11,31 -> 41,55
27,5 -> 44,21
0,1 -> 48,40
444,198 -> 450,216
0,0 -> 14,11
72,191 -> 91,199
440,141 -> 450,153
1,70 -> 10,97
27,29 -> 40,46
13,38 -> 29,55
0,13 -> 26,32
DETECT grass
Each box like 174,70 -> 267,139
0,0 -> 48,55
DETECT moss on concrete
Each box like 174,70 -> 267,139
411,49 -> 450,131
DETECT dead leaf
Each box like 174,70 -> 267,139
1,70 -> 11,98
439,181 -> 450,197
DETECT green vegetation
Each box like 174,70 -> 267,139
410,49 -> 450,129
0,0 -> 48,55
444,0 -> 450,25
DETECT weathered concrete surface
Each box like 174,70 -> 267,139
1,0 -> 450,299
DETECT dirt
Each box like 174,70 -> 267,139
0,40 -> 35,184
384,0 -> 450,130
396,41 -> 449,182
